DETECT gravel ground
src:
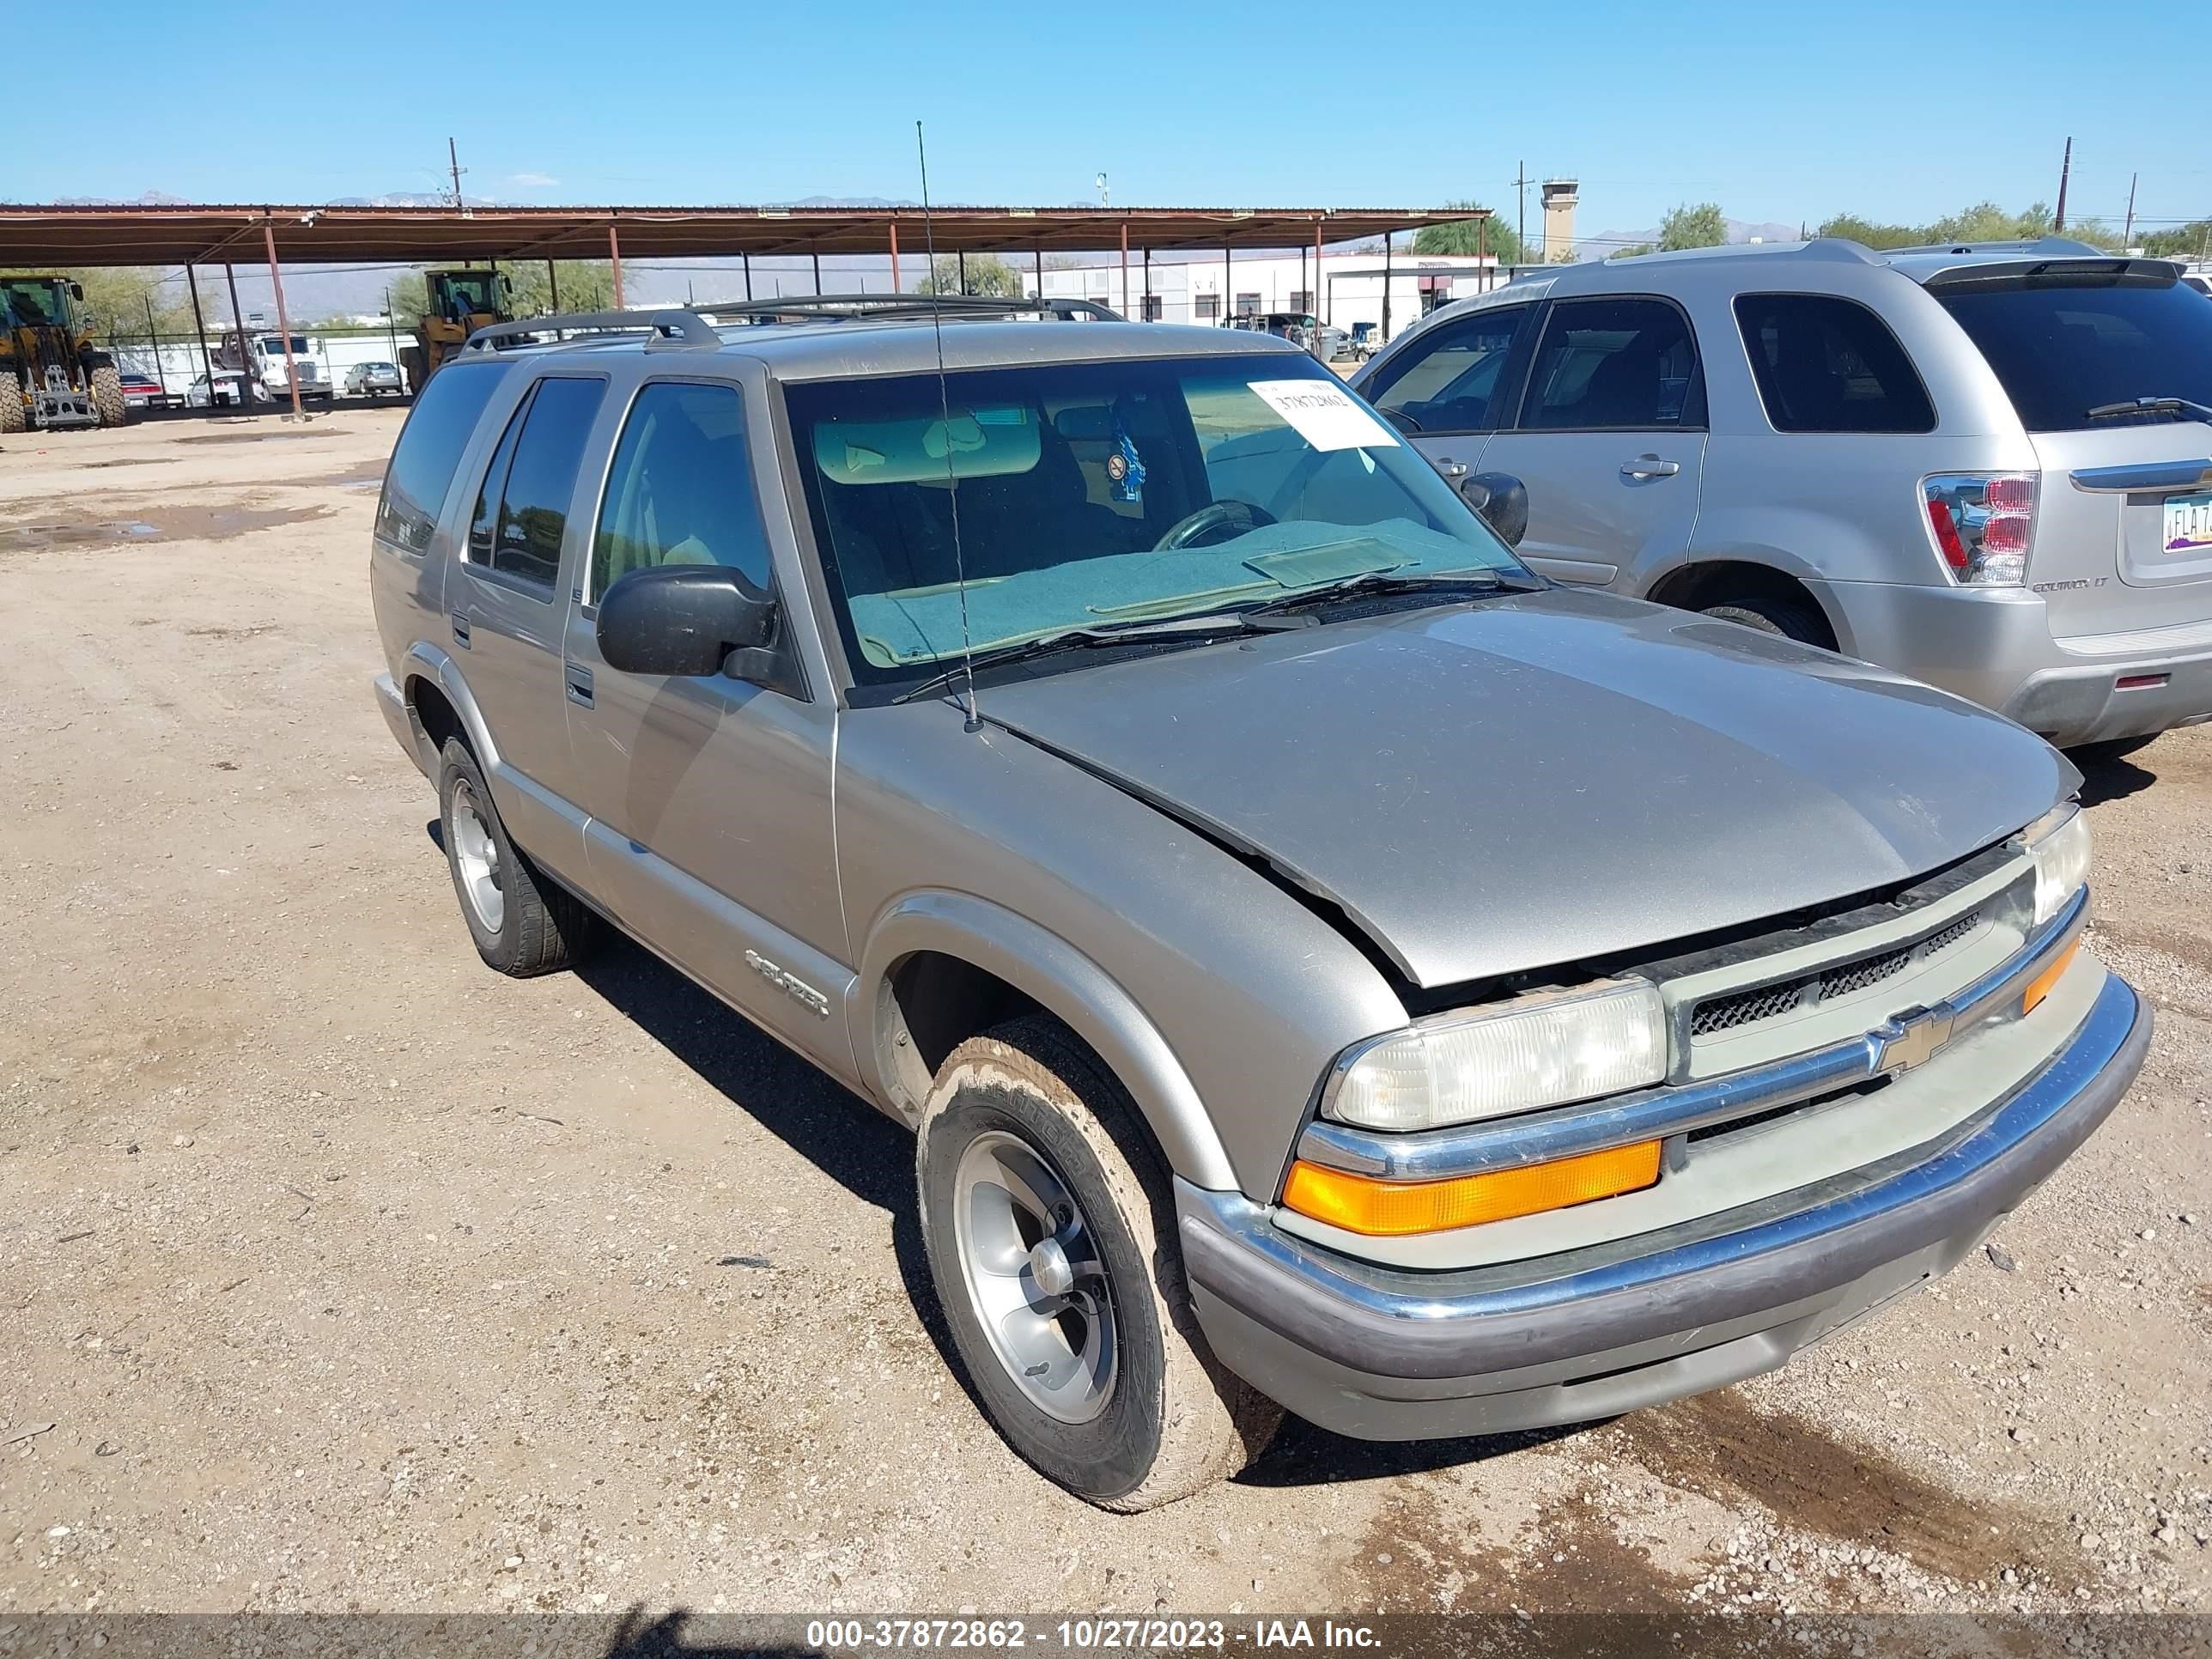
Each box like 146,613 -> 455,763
0,410 -> 2207,1620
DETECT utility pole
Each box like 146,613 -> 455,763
1514,160 -> 1530,267
2124,172 -> 2138,246
447,137 -> 466,210
2053,137 -> 2072,234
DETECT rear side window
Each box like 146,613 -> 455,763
1364,306 -> 1533,434
1520,297 -> 1704,430
1937,274 -> 2212,432
374,361 -> 508,551
465,375 -> 606,593
1734,294 -> 1935,434
591,382 -> 774,601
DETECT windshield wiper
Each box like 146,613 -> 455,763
2084,395 -> 2212,425
1239,567 -> 1541,617
889,611 -> 1308,706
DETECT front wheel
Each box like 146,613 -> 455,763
90,366 -> 128,428
916,1015 -> 1280,1510
0,370 -> 23,434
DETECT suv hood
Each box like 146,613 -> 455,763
979,588 -> 2074,988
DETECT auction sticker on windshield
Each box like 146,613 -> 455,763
1248,380 -> 1401,451
2164,490 -> 2212,555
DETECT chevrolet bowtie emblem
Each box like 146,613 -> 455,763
1875,1006 -> 1956,1073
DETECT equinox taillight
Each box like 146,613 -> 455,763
1923,474 -> 2037,586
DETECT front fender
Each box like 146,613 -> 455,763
854,890 -> 1239,1192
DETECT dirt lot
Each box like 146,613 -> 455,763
2,410 -> 2209,1620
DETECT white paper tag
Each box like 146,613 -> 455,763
1247,379 -> 1401,451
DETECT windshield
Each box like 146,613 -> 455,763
1937,272 -> 2212,432
1,279 -> 65,325
789,355 -> 1523,684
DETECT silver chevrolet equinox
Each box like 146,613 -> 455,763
369,296 -> 2149,1510
1352,237 -> 2212,750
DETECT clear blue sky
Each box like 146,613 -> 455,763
49,0 -> 2211,242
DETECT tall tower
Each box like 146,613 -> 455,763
1541,178 -> 1579,264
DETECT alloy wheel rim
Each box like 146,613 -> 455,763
450,780 -> 506,934
951,1129 -> 1118,1425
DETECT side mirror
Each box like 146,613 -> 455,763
69,282 -> 85,301
598,565 -> 776,678
1460,471 -> 1528,547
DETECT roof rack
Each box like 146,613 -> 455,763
1872,235 -> 2112,259
685,293 -> 1124,324
461,308 -> 723,353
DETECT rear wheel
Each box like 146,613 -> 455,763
90,366 -> 128,428
435,737 -> 592,976
1701,592 -> 1829,645
916,1015 -> 1280,1510
0,370 -> 23,434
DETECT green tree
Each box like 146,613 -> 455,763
1816,212 -> 1920,249
505,260 -> 617,316
64,268 -> 204,341
2142,220 -> 2212,258
1413,202 -> 1523,267
1657,203 -> 1729,252
381,270 -> 430,328
917,252 -> 1025,297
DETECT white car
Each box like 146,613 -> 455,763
185,371 -> 267,409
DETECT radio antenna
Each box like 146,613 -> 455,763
915,119 -> 982,734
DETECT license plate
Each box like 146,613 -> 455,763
2162,490 -> 2212,555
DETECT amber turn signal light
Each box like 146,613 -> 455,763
2021,938 -> 2081,1015
1281,1140 -> 1662,1237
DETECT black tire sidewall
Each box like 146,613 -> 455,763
436,738 -> 520,968
919,1082 -> 1169,1504
1702,596 -> 1821,645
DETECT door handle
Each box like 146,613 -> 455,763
450,613 -> 471,648
1622,456 -> 1680,479
1435,456 -> 1469,478
565,665 -> 594,708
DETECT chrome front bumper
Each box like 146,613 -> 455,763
1177,964 -> 2148,1440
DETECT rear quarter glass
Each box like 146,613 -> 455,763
376,360 -> 514,552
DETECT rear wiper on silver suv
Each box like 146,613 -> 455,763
2084,395 -> 2212,425
889,611 -> 1310,706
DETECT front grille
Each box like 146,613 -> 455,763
1688,908 -> 1984,1041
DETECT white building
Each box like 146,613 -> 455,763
1024,248 -> 1513,345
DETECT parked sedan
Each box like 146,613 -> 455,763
346,361 -> 404,398
118,372 -> 170,410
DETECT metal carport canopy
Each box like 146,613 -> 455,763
0,203 -> 1487,267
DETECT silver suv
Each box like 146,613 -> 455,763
369,297 -> 2148,1510
1352,238 -> 2212,749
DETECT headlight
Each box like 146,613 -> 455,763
2024,803 -> 2091,925
1326,979 -> 1668,1133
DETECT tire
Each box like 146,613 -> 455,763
90,366 -> 128,428
916,1014 -> 1281,1511
434,737 -> 592,976
1700,592 -> 1828,646
0,370 -> 24,434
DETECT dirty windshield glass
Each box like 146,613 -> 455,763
788,356 -> 1522,684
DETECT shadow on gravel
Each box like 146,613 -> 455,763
2072,739 -> 2159,807
1243,1415 -> 1598,1489
605,1606 -> 819,1659
565,929 -> 986,1408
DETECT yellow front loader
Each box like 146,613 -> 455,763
1,275 -> 126,433
401,270 -> 513,395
